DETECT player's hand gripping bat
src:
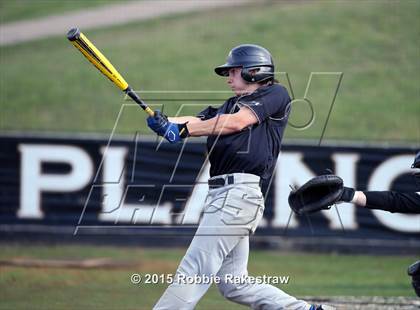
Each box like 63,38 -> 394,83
67,27 -> 154,117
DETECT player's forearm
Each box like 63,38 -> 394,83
358,191 -> 420,213
168,116 -> 202,124
187,114 -> 244,136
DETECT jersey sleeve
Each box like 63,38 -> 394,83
196,105 -> 219,121
238,84 -> 291,123
364,191 -> 420,214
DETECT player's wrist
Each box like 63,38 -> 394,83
352,191 -> 367,206
341,187 -> 355,202
178,122 -> 190,138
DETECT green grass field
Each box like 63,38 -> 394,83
0,244 -> 417,309
0,1 -> 419,142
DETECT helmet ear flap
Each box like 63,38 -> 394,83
241,66 -> 274,83
241,67 -> 255,83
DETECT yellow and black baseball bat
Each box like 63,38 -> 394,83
67,27 -> 154,116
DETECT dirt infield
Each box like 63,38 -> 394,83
0,257 -> 137,269
306,296 -> 419,309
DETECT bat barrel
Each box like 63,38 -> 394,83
67,28 -> 81,41
67,27 -> 155,117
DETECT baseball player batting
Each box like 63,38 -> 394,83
147,45 -> 333,310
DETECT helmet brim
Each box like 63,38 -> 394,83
214,64 -> 241,77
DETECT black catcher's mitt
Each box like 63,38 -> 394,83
288,175 -> 345,215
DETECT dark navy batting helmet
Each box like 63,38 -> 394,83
215,44 -> 274,83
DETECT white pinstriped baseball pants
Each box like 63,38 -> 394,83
153,173 -> 310,310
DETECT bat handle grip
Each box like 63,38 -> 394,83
125,86 -> 155,116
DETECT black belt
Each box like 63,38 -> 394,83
208,175 -> 262,188
208,175 -> 235,188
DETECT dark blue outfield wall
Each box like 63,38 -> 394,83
0,134 -> 419,253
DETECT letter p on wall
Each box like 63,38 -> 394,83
18,144 -> 93,219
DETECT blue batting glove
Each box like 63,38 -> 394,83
147,110 -> 168,134
147,110 -> 189,143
